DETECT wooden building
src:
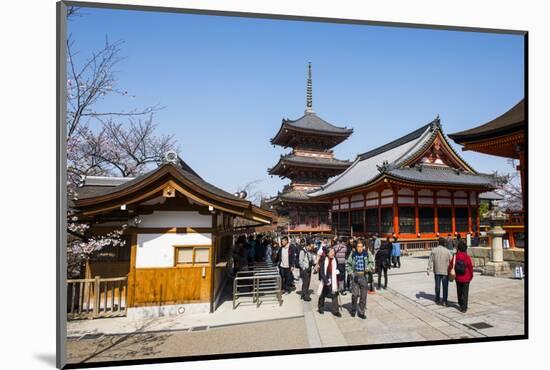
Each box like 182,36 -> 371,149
309,117 -> 496,247
265,63 -> 353,233
72,154 -> 275,317
449,99 -> 526,247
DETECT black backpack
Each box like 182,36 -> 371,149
455,257 -> 467,276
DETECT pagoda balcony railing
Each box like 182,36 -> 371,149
505,210 -> 525,226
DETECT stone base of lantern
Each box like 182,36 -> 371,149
482,261 -> 511,276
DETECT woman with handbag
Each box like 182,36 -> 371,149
451,240 -> 474,312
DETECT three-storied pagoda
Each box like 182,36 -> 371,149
266,64 -> 353,233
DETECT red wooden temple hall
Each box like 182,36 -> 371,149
309,117 -> 497,242
449,99 -> 526,248
265,63 -> 353,233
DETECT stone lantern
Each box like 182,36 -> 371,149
482,201 -> 511,276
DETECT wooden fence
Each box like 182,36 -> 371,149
67,276 -> 128,320
401,240 -> 439,254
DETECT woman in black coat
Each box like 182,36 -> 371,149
375,236 -> 392,290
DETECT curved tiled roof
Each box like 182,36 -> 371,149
310,117 -> 484,197
449,99 -> 525,143
386,166 -> 495,187
270,112 -> 353,149
284,112 -> 353,134
268,154 -> 351,175
76,163 -> 240,202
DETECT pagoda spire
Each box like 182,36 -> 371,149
305,62 -> 314,114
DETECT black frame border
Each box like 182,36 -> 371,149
56,1 -> 529,369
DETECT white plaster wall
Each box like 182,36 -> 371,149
136,233 -> 212,268
419,197 -> 434,205
138,211 -> 212,228
350,201 -> 364,209
398,197 -> 415,204
366,199 -> 379,206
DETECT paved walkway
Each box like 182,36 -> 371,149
66,256 -> 525,365
305,256 -> 524,347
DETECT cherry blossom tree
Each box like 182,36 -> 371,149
494,159 -> 523,211
65,7 -> 178,276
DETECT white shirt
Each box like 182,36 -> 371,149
280,246 -> 290,268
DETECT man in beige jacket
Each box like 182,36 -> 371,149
427,237 -> 452,306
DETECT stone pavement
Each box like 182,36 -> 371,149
384,256 -> 525,338
67,317 -> 309,364
305,255 -> 524,347
66,256 -> 525,365
67,284 -> 303,338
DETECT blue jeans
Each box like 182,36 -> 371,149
434,274 -> 449,303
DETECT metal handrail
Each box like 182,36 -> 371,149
233,270 -> 282,309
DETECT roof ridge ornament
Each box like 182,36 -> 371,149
376,160 -> 395,173
430,115 -> 441,131
305,62 -> 314,114
163,150 -> 179,164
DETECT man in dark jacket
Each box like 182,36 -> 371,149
276,236 -> 295,294
298,241 -> 315,301
375,236 -> 392,289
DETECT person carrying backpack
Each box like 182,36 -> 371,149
451,240 -> 474,312
334,238 -> 348,295
298,240 -> 315,301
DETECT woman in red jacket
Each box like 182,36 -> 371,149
452,240 -> 474,312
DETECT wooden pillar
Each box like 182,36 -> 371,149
127,231 -> 137,308
210,212 -> 218,313
466,191 -> 473,233
363,193 -> 367,234
451,191 -> 456,235
509,230 -> 516,248
348,195 -> 351,230
414,189 -> 420,236
392,186 -> 399,235
434,205 -> 439,235
378,190 -> 382,235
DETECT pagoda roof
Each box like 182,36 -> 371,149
448,99 -> 525,143
268,154 -> 351,176
310,117 -> 494,198
271,112 -> 353,148
479,190 -> 504,201
265,188 -> 330,205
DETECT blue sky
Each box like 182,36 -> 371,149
68,7 -> 525,197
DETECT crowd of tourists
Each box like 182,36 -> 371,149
232,232 -> 473,318
232,233 -> 402,319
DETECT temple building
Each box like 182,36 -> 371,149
70,153 -> 275,318
449,99 -> 526,248
309,117 -> 497,248
265,64 -> 353,233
